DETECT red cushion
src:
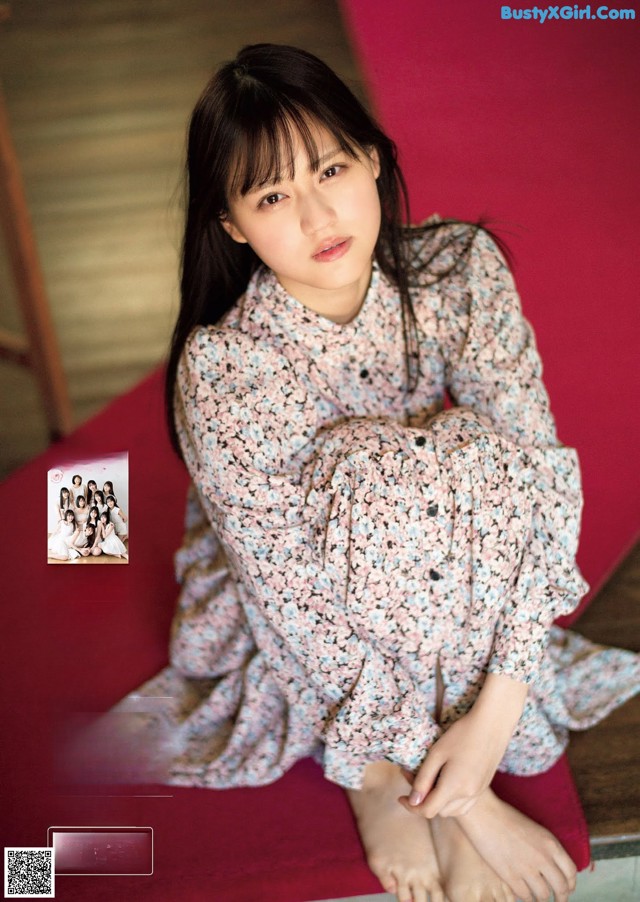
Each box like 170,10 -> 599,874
340,0 -> 640,622
0,369 -> 590,900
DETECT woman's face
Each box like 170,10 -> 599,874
88,482 -> 96,491
223,121 -> 381,324
62,489 -> 70,499
100,514 -> 108,525
107,499 -> 115,508
104,484 -> 112,494
65,511 -> 74,522
78,498 -> 86,508
73,477 -> 81,486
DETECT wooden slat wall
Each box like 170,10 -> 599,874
0,0 -> 364,477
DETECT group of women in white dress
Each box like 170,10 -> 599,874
47,475 -> 129,562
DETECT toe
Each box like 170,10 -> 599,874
409,881 -> 428,902
499,883 -> 517,902
395,876 -> 413,902
380,873 -> 398,895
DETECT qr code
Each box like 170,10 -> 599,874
4,848 -> 55,897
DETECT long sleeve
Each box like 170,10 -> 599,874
439,229 -> 587,681
487,443 -> 588,682
442,228 -> 558,448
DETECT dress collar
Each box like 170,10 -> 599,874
246,260 -> 383,338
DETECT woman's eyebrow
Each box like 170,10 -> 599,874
310,147 -> 342,170
245,147 -> 343,195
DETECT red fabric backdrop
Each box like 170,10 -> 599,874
340,0 -> 640,613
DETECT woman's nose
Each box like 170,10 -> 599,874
299,191 -> 336,235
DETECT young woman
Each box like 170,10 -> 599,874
93,491 -> 107,517
115,44 -> 640,902
48,509 -> 81,561
86,505 -> 100,531
72,521 -> 98,558
96,510 -> 128,560
70,474 -> 86,505
105,495 -> 128,540
57,486 -> 73,521
103,480 -> 115,499
73,495 -> 89,528
86,479 -> 98,508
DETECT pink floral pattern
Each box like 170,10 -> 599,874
121,224 -> 640,790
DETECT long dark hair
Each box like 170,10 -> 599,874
166,43 -> 484,455
84,522 -> 98,548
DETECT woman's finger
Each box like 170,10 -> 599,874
408,757 -> 442,807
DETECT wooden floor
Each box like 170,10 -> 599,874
567,542 -> 640,854
48,554 -> 127,564
1,0 -> 638,861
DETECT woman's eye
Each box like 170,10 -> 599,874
322,164 -> 343,180
260,192 -> 285,207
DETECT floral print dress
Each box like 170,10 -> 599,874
117,223 -> 640,791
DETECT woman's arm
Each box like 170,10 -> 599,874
442,227 -> 558,448
389,230 -> 588,816
440,230 -> 587,680
401,672 -> 528,818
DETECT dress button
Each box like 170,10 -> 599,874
360,368 -> 369,379
415,436 -> 426,447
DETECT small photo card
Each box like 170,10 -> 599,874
47,452 -> 129,564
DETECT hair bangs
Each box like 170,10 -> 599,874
226,99 -> 360,200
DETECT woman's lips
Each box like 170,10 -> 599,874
312,237 -> 352,262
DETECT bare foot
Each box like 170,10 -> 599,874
457,788 -> 577,902
431,814 -> 515,902
347,761 -> 446,902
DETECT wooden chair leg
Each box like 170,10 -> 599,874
0,84 -> 74,440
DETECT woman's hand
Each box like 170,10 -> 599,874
397,709 -> 507,818
398,673 -> 528,819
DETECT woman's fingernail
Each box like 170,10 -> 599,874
409,790 -> 423,806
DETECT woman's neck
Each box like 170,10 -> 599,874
277,259 -> 373,325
